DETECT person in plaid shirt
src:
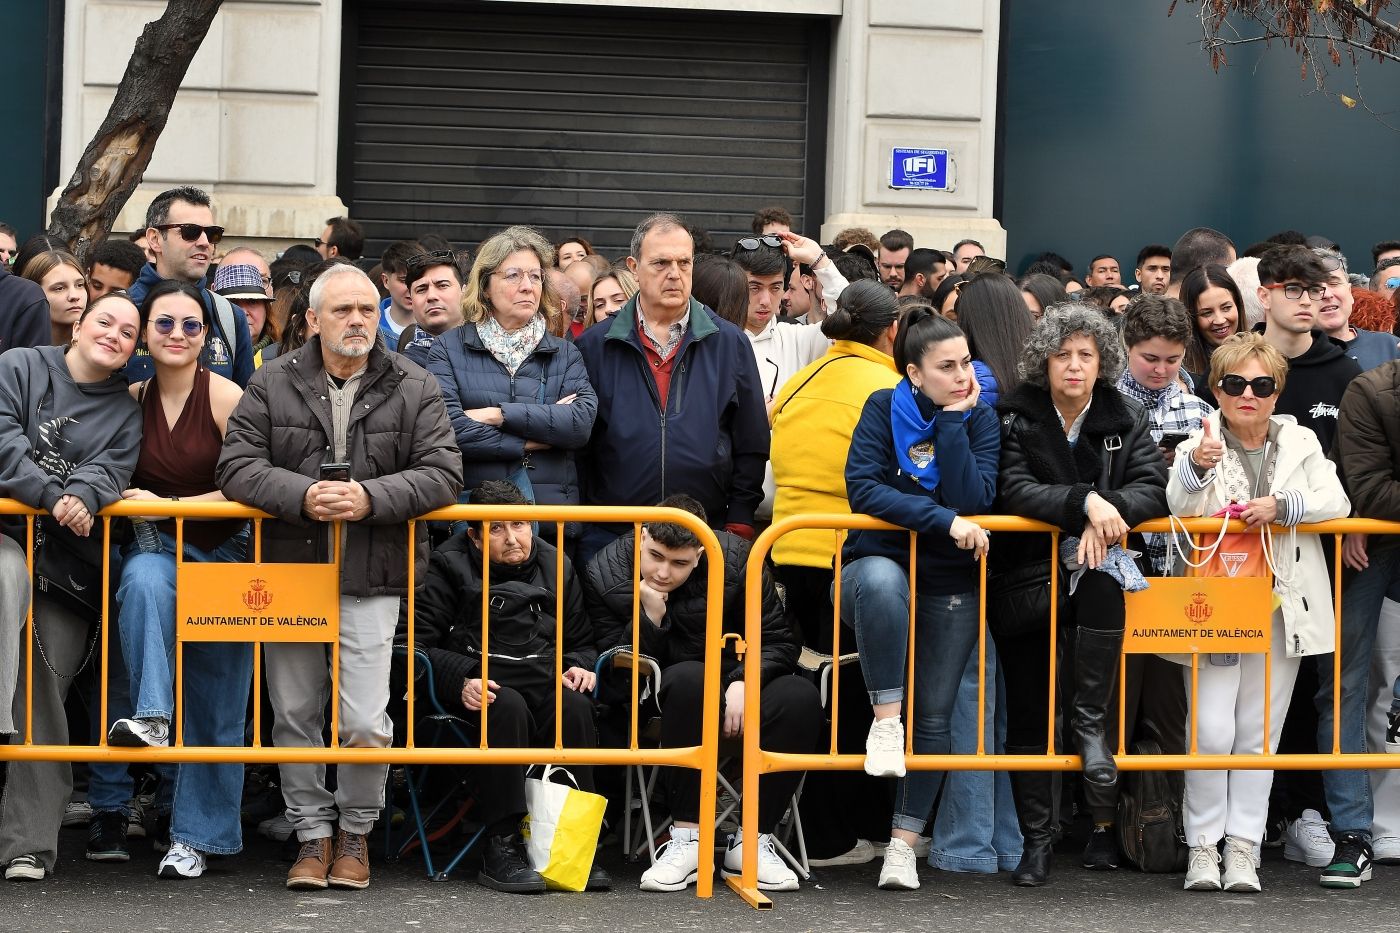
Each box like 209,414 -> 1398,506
1115,293 -> 1214,574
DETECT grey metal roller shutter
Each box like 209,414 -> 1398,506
345,2 -> 826,259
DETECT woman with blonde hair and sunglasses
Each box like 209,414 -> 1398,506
1168,331 -> 1348,893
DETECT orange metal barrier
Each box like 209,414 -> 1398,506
729,514 -> 1400,908
0,499 -> 727,899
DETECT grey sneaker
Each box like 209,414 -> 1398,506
108,717 -> 170,748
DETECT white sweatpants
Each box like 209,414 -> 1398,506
1182,615 -> 1300,847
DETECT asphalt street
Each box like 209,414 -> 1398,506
7,829 -> 1399,933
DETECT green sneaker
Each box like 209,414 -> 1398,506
1319,834 -> 1373,889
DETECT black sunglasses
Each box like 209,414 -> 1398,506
733,235 -> 783,254
152,223 -> 224,245
1217,374 -> 1277,398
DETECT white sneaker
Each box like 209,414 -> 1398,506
864,717 -> 906,778
158,841 -> 206,880
258,814 -> 295,842
108,717 -> 170,748
721,829 -> 799,891
1371,835 -> 1400,865
4,855 -> 44,882
877,837 -> 919,890
875,835 -> 931,858
62,799 -> 93,828
1183,841 -> 1221,891
639,826 -> 700,892
808,838 -> 877,867
1282,809 -> 1335,867
1221,836 -> 1261,892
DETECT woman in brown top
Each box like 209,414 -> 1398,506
108,279 -> 247,881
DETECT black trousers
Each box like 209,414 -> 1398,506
999,569 -> 1126,751
658,660 -> 821,833
775,563 -> 895,854
454,676 -> 598,829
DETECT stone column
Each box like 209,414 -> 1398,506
821,0 -> 1005,255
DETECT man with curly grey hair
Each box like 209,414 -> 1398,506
992,302 -> 1168,886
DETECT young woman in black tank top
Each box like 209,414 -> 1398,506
108,280 -> 248,881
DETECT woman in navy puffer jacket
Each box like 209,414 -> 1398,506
427,226 -> 597,519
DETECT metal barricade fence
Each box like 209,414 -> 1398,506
729,514 -> 1400,908
0,499 -> 727,899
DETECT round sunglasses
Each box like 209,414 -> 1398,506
152,316 -> 207,338
1217,374 -> 1277,398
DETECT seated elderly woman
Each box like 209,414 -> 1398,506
992,302 -> 1168,887
1168,332 -> 1349,895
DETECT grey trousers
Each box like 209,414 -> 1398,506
0,536 -> 32,736
0,594 -> 92,871
265,595 -> 399,841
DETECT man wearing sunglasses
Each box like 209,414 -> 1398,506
1369,257 -> 1400,302
1252,245 -> 1360,455
125,186 -> 254,390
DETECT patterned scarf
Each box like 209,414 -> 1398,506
478,313 -> 546,375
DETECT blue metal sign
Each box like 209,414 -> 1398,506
890,148 -> 950,190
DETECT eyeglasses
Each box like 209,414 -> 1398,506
1264,282 -> 1326,301
493,267 -> 543,287
1217,374 -> 1277,398
1385,277 -> 1400,290
152,316 -> 207,338
152,223 -> 225,245
733,235 -> 784,255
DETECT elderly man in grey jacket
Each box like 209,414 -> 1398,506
217,263 -> 462,892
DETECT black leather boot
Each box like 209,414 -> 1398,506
478,833 -> 546,893
1008,745 -> 1054,887
1072,628 -> 1123,787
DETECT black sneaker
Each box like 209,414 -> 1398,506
1262,816 -> 1287,849
86,811 -> 130,863
149,811 -> 171,854
586,861 -> 612,891
1386,710 -> 1400,753
477,834 -> 546,894
1320,833 -> 1374,889
1082,826 -> 1119,870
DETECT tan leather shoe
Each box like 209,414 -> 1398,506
328,829 -> 370,889
286,837 -> 332,890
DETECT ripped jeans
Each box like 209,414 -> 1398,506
841,556 -> 981,834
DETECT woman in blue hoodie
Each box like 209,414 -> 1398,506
0,291 -> 143,882
840,307 -> 1000,891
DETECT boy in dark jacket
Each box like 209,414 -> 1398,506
583,495 -> 820,894
404,480 -> 606,894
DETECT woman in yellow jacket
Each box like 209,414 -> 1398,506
769,279 -> 901,866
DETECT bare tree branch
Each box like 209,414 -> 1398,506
47,1 -> 223,262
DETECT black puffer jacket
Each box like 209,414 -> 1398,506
402,532 -> 595,702
583,530 -> 796,686
995,382 -> 1168,548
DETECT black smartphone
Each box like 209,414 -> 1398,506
319,461 -> 351,482
1158,432 -> 1189,449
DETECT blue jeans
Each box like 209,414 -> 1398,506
930,639 -> 1023,872
841,556 -> 980,834
1315,537 -> 1399,837
115,529 -> 253,854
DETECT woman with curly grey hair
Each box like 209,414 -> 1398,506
990,303 -> 1168,887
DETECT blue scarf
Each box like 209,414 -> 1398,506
891,377 -> 947,492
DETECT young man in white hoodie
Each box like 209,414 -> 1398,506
733,235 -> 833,520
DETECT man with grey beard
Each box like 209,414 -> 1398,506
218,263 -> 462,891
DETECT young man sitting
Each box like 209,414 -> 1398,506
583,495 -> 821,893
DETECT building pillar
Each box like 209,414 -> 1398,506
821,0 -> 1005,256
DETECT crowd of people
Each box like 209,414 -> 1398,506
1,193 -> 1400,902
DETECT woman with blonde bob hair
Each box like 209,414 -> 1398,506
1167,331 -> 1349,894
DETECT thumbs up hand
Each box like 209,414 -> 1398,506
1192,419 -> 1225,472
